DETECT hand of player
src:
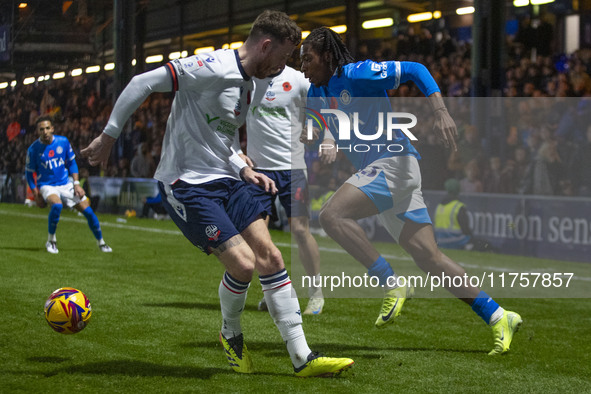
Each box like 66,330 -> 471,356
81,133 -> 117,167
34,190 -> 46,208
74,184 -> 85,198
239,153 -> 254,168
433,109 -> 458,151
240,167 -> 278,194
300,126 -> 321,145
318,138 -> 337,164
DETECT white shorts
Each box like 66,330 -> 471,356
40,182 -> 86,208
346,155 -> 431,242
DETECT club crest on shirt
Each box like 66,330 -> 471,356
56,146 -> 63,155
265,91 -> 276,101
339,90 -> 351,105
206,225 -> 221,241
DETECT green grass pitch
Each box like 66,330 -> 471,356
1,203 -> 590,392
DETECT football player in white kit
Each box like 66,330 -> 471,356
82,11 -> 353,377
241,65 -> 334,315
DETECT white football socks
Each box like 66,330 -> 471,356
260,269 -> 312,368
218,272 -> 249,339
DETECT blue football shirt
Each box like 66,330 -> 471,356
26,135 -> 77,188
307,60 -> 440,170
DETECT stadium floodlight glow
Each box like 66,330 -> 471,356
330,25 -> 347,34
86,65 -> 100,73
407,12 -> 433,23
181,50 -> 188,58
230,41 -> 243,49
71,68 -> 83,77
146,55 -> 164,63
53,72 -> 66,79
456,6 -> 475,15
104,63 -> 115,70
132,59 -> 137,66
531,0 -> 554,4
195,46 -> 214,54
23,77 -> 35,85
302,30 -> 311,39
513,0 -> 529,5
18,3 -> 27,8
433,10 -> 442,19
362,18 -> 394,30
37,76 -> 45,82
222,43 -> 229,49
0,82 -> 8,89
169,51 -> 182,60
11,80 -> 17,87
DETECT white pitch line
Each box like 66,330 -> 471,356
3,209 -> 590,282
0,209 -> 182,235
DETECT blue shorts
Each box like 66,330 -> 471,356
246,169 -> 309,218
158,179 -> 266,255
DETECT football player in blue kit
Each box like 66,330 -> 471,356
26,115 -> 112,254
300,27 -> 521,355
82,11 -> 353,377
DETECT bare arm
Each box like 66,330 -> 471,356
428,92 -> 458,152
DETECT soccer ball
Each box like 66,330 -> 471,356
44,287 -> 92,334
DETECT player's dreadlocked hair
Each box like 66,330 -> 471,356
303,27 -> 355,77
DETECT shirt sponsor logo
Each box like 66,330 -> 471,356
40,157 -> 65,170
257,106 -> 288,119
205,57 -> 215,63
206,114 -> 220,124
216,120 -> 238,136
370,61 -> 388,78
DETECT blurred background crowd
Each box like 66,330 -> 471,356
2,23 -> 591,204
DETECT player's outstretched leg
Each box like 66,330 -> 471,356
80,205 -> 112,252
260,269 -> 354,377
218,271 -> 253,373
46,203 -> 62,254
291,217 -> 325,316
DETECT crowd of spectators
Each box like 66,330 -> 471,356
2,17 -> 591,205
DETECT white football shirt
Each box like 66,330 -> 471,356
154,49 -> 253,185
245,66 -> 310,170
